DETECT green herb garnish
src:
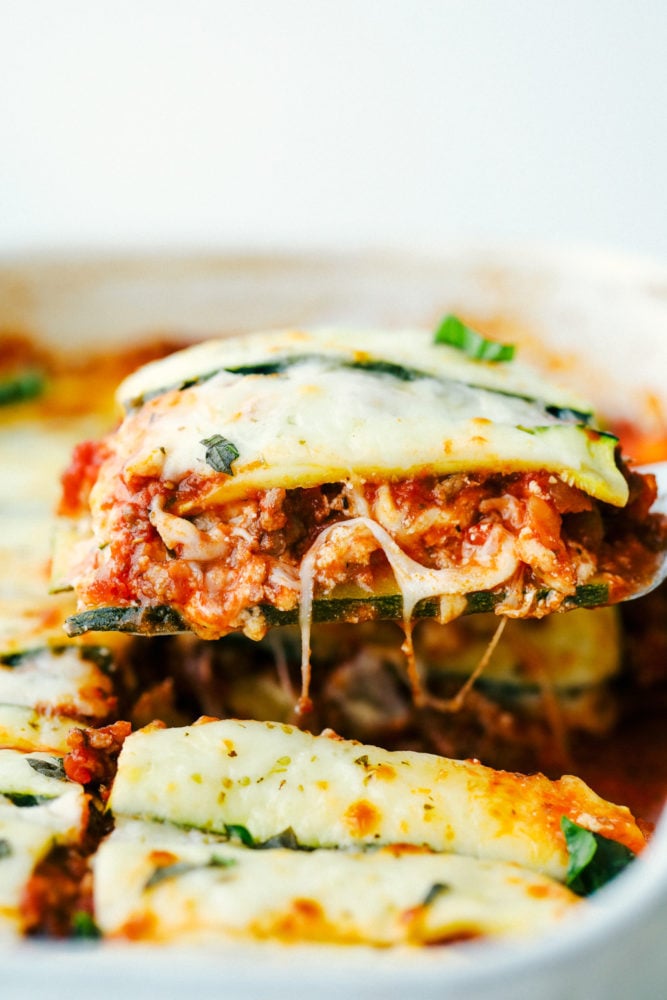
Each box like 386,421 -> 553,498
256,826 -> 310,850
27,758 -> 66,781
421,882 -> 451,907
2,792 -> 53,807
0,839 -> 12,860
224,823 -> 255,847
434,315 -> 515,362
201,434 -> 240,475
71,911 -> 102,939
561,816 -> 636,896
0,370 -> 46,406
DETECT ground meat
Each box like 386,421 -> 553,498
21,846 -> 93,938
66,454 -> 667,640
64,719 -> 132,794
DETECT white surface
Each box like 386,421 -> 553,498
1,1 -> 666,259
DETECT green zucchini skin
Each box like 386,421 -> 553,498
126,352 -> 594,424
63,583 -> 610,637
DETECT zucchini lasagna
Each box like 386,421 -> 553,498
0,321 -> 665,947
58,327 -> 664,660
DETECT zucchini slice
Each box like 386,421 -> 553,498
94,817 -> 579,944
63,582 -> 610,637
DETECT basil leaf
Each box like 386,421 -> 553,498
27,758 -> 66,781
201,434 -> 240,475
224,823 -> 255,846
0,370 -> 45,406
2,792 -> 53,807
0,839 -> 12,860
561,816 -> 636,896
256,826 -> 312,851
434,315 -> 515,362
422,882 -> 451,907
71,911 -> 102,939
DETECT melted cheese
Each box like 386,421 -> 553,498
0,819 -> 59,936
0,749 -> 86,828
107,331 -> 627,507
94,817 -> 579,945
0,647 -> 115,719
0,749 -> 88,936
118,328 -> 590,413
110,719 -> 645,880
0,705 -> 82,753
298,517 -> 519,704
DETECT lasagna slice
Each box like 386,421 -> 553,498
0,748 -> 88,936
93,717 -> 643,944
109,718 -> 645,881
58,327 -> 665,659
94,817 -> 579,945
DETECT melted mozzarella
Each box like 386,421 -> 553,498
0,748 -> 86,836
110,719 -> 645,881
0,749 -> 88,936
107,331 -> 627,507
0,819 -> 58,936
118,328 -> 589,414
298,517 -> 519,702
0,705 -> 82,754
94,817 -> 579,945
0,647 -> 114,719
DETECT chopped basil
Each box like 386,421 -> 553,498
145,854 -> 237,890
79,645 -> 114,674
0,370 -> 46,406
224,823 -> 255,846
561,816 -> 636,896
434,315 -> 515,362
201,434 -> 240,475
27,758 -> 66,781
421,882 -> 451,907
255,826 -> 313,851
71,911 -> 102,939
2,792 -> 53,807
0,653 -> 24,668
545,403 -> 593,424
221,823 -> 311,851
0,839 -> 12,860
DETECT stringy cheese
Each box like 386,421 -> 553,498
298,517 -> 519,707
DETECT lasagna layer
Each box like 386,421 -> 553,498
0,749 -> 88,936
57,329 -> 666,642
110,718 -> 646,881
94,818 -> 579,945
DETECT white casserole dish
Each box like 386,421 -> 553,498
0,245 -> 665,1000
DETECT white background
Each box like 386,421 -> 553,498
1,0 -> 665,260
